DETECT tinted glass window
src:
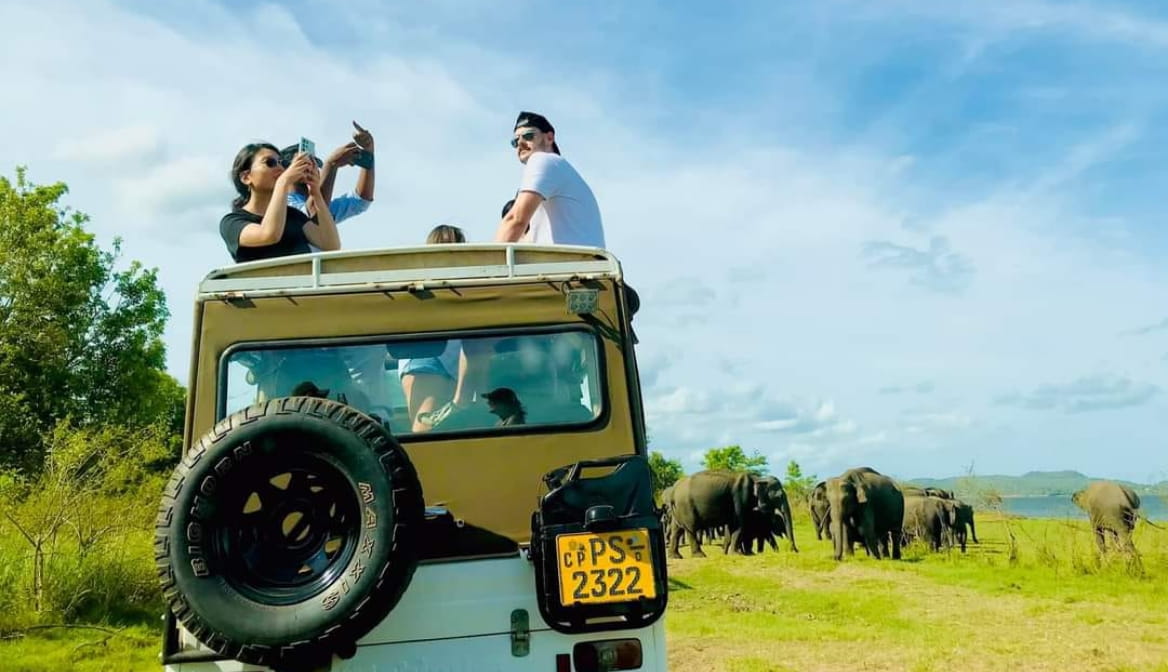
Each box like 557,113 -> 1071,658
223,330 -> 602,436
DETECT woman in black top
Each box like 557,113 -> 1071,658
220,143 -> 340,262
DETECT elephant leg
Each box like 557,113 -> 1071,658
863,527 -> 882,559
1094,527 -> 1107,554
727,527 -> 750,555
691,534 -> 706,558
668,522 -> 684,559
1120,530 -> 1136,554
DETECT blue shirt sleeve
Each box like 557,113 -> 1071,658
329,192 -> 372,224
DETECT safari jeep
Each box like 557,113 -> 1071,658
156,244 -> 668,672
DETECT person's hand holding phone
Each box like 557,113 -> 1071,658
276,152 -> 313,193
302,155 -> 323,195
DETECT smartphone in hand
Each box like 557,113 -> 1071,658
299,137 -> 316,157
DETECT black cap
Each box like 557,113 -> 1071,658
514,111 -> 560,154
514,111 -> 554,133
484,387 -> 519,403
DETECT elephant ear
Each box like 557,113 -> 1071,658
854,482 -> 870,504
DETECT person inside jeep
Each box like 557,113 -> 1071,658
226,332 -> 600,435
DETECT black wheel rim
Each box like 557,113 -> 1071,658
210,449 -> 363,605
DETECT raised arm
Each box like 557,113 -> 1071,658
352,121 -> 375,202
320,142 -> 358,204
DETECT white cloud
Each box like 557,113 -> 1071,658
997,374 -> 1160,413
52,124 -> 163,165
113,155 -> 224,223
861,235 -> 975,293
3,0 -> 1168,484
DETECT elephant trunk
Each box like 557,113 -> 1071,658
831,512 -> 846,560
969,515 -> 979,544
782,499 -> 797,552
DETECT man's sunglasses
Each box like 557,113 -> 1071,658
510,130 -> 538,148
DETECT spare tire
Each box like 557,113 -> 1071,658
155,397 -> 425,667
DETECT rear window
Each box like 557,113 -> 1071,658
221,328 -> 603,437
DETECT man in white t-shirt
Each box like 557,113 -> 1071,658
494,111 -> 605,248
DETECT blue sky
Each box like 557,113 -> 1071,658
2,0 -> 1167,483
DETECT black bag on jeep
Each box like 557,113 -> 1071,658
529,454 -> 668,634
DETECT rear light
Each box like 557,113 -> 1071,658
572,638 -> 643,671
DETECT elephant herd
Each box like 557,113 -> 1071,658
662,467 -> 980,562
662,470 -> 797,559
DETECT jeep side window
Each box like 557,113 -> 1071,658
221,329 -> 603,435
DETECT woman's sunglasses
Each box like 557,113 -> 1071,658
256,156 -> 286,169
510,130 -> 538,148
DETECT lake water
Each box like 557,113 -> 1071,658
1000,495 -> 1168,521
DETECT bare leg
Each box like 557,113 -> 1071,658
451,340 -> 494,406
402,373 -> 454,432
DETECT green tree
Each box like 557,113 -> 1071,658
783,460 -> 817,503
0,167 -> 182,472
701,445 -> 768,476
648,450 -> 684,500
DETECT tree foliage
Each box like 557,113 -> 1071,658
0,421 -> 172,617
701,445 -> 768,476
648,451 -> 684,499
783,460 -> 818,503
0,167 -> 183,472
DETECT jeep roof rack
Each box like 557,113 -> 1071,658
198,244 -> 623,300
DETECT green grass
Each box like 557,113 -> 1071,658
3,508 -> 1167,671
0,624 -> 160,672
665,513 -> 1168,671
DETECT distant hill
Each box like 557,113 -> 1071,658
905,471 -> 1168,498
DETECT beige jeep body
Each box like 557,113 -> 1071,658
161,244 -> 666,671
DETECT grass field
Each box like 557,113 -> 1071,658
665,513 -> 1168,671
2,513 -> 1166,671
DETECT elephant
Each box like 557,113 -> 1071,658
809,481 -> 830,540
900,485 -> 954,500
826,467 -> 905,561
952,501 -> 978,552
1072,481 -> 1142,554
667,470 -> 788,559
900,485 -> 927,498
738,507 -> 784,554
659,485 -> 675,545
902,495 -> 956,551
752,476 -> 797,552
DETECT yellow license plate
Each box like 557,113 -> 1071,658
556,529 -> 657,606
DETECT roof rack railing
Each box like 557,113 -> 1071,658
198,243 -> 622,299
